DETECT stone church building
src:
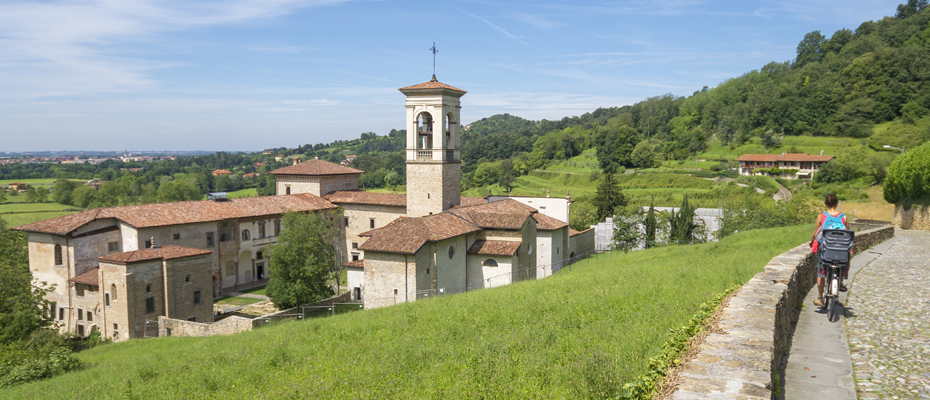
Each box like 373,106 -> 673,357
15,76 -> 595,339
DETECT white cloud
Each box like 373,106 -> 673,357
0,0 -> 354,100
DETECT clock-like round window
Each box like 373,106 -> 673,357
448,246 -> 455,259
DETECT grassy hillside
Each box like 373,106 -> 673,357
3,225 -> 811,399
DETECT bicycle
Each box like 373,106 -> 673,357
819,229 -> 854,322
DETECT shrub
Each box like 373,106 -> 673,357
0,330 -> 83,388
884,141 -> 930,204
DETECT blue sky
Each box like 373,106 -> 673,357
0,0 -> 903,152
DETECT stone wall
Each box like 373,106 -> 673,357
158,315 -> 256,337
893,203 -> 930,231
669,225 -> 894,399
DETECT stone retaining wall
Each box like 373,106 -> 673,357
158,315 -> 256,338
893,203 -> 930,231
670,225 -> 894,399
158,290 -> 354,338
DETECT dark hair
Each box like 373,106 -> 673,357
825,193 -> 839,208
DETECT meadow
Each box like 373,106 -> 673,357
2,225 -> 811,399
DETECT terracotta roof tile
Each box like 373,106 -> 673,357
570,227 -> 593,237
449,199 -> 536,230
359,213 -> 481,254
323,191 -> 407,206
532,212 -> 568,231
269,159 -> 363,176
13,209 -> 101,235
98,245 -> 212,264
343,259 -> 365,268
14,194 -> 337,234
459,196 -> 488,206
398,79 -> 466,93
736,153 -> 835,162
467,240 -> 521,256
322,191 -> 487,208
69,267 -> 99,286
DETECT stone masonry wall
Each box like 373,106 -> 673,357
670,225 -> 894,399
893,203 -> 930,231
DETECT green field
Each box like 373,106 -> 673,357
2,225 -> 811,399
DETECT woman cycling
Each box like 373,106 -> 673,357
810,193 -> 848,307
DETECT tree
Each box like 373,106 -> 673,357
760,129 -> 781,149
795,30 -> 826,68
593,173 -> 628,221
51,179 -> 77,205
884,141 -> 930,203
266,211 -> 340,309
0,219 -> 53,344
612,205 -> 643,253
669,194 -> 696,244
24,186 -> 37,203
596,123 -> 639,173
70,185 -> 97,209
644,201 -> 657,248
0,189 -> 5,204
896,0 -> 928,19
630,140 -> 655,169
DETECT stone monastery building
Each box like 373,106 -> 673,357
15,76 -> 594,340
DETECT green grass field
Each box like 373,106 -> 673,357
2,224 -> 811,399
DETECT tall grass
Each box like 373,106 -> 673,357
2,225 -> 811,399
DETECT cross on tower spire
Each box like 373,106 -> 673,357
430,42 -> 438,81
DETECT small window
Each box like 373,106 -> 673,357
77,324 -> 84,337
285,187 -> 291,195
483,259 -> 498,267
274,220 -> 281,236
105,293 -> 110,307
193,290 -> 202,306
426,268 -> 430,274
258,221 -> 266,238
87,311 -> 93,322
352,242 -> 358,249
146,284 -> 152,293
173,233 -> 180,240
146,297 -> 156,313
49,302 -> 56,319
256,251 -> 264,260
59,308 -> 65,320
88,285 -> 95,293
393,289 -> 398,295
111,284 -> 117,300
144,240 -> 152,249
185,275 -> 191,283
206,232 -> 215,247
54,244 -> 63,265
448,246 -> 455,259
352,253 -> 359,261
370,219 -> 375,229
344,218 -> 349,227
108,241 -> 119,252
242,229 -> 250,241
76,284 -> 85,297
77,309 -> 83,321
113,323 -> 118,338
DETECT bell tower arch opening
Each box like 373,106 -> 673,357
400,77 -> 466,217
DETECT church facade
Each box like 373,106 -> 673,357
15,76 -> 595,339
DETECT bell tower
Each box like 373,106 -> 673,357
399,76 -> 466,217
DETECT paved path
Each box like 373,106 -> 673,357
846,230 -> 930,399
782,230 -> 930,399
781,231 -> 908,399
